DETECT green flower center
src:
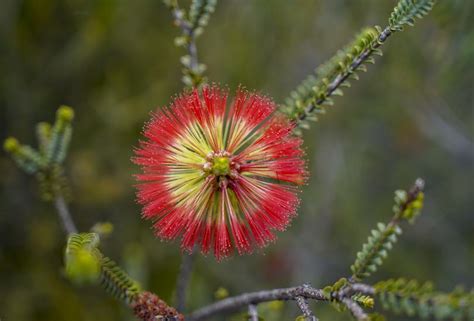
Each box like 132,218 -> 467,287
212,156 -> 230,176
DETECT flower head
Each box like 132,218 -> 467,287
134,86 -> 306,259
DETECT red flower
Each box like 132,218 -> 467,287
134,86 -> 306,259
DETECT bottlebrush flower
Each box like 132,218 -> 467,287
133,86 -> 307,259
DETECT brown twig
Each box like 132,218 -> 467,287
187,282 -> 376,321
247,304 -> 259,321
186,284 -> 327,321
295,283 -> 317,321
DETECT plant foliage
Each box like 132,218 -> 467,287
65,233 -> 141,304
6,1 -> 468,321
46,106 -> 74,166
351,222 -> 403,281
389,0 -> 437,31
375,279 -> 474,320
101,256 -> 141,304
64,233 -> 102,284
3,106 -> 74,200
281,27 -> 382,131
189,0 -> 217,36
281,0 -> 436,133
350,180 -> 425,281
3,137 -> 45,174
164,0 -> 217,88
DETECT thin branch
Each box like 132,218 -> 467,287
296,297 -> 317,321
167,2 -> 202,87
54,194 -> 77,234
339,297 -> 369,321
298,26 -> 392,121
340,283 -> 375,297
186,284 -> 327,321
170,7 -> 199,70
295,283 -> 317,321
175,250 -> 196,312
247,304 -> 259,321
335,284 -> 375,321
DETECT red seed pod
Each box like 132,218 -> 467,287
132,292 -> 184,321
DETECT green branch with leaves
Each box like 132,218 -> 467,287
163,0 -> 216,88
281,0 -> 436,134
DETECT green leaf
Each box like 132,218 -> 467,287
36,122 -> 52,156
389,0 -> 436,31
46,106 -> 74,166
4,137 -> 46,174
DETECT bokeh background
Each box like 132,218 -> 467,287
1,0 -> 473,320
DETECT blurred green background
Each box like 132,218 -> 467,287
1,0 -> 473,320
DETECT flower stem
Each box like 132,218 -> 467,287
175,249 -> 196,312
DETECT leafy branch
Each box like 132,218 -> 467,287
100,256 -> 141,304
4,107 -> 183,321
389,0 -> 436,31
281,26 -> 382,130
188,0 -> 217,36
374,278 -> 474,320
322,279 -> 376,321
350,179 -> 425,281
4,106 -> 76,233
65,233 -> 141,305
163,0 -> 217,88
281,0 -> 437,132
64,232 -> 184,320
4,106 -> 73,177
